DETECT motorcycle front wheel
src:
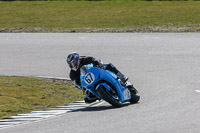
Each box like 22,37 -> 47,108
97,86 -> 123,107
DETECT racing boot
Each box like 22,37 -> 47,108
84,90 -> 98,103
117,71 -> 128,83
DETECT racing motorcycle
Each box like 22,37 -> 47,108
80,64 -> 140,107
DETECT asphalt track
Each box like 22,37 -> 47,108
0,33 -> 200,133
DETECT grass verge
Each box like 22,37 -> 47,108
0,1 -> 200,32
0,76 -> 83,119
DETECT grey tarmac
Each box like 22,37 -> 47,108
0,33 -> 200,133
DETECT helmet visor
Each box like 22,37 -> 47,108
71,60 -> 79,71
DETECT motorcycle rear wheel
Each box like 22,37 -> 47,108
97,86 -> 123,107
128,86 -> 140,104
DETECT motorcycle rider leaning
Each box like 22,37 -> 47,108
66,52 -> 128,103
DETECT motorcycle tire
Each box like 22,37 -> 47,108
128,86 -> 140,104
97,86 -> 123,107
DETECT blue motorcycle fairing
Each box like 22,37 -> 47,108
95,83 -> 111,91
98,69 -> 130,102
106,70 -> 117,79
80,65 -> 131,103
80,67 -> 100,88
80,67 -> 102,98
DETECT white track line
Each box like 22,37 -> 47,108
0,76 -> 105,129
0,100 -> 104,129
36,76 -> 70,80
195,90 -> 200,93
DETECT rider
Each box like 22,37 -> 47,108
66,52 -> 128,103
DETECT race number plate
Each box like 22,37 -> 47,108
84,73 -> 95,85
123,89 -> 131,100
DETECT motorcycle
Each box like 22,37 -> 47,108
80,63 -> 140,107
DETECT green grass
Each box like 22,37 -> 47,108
0,76 -> 83,119
0,1 -> 200,32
